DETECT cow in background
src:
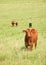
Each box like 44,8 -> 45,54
29,23 -> 32,28
11,21 -> 18,26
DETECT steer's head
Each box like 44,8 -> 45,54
23,28 -> 31,38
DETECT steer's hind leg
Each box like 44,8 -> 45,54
35,41 -> 37,49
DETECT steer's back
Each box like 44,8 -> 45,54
30,29 -> 38,42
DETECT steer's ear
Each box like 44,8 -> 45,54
22,30 -> 27,33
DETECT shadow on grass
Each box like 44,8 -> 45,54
20,46 -> 31,52
21,46 -> 25,50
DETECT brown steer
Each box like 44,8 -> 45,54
23,28 -> 38,51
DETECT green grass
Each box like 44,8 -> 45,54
0,0 -> 46,65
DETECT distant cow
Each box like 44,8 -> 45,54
23,28 -> 38,51
29,23 -> 32,28
11,21 -> 18,26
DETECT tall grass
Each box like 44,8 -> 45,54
0,0 -> 46,65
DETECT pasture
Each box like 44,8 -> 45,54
0,0 -> 46,65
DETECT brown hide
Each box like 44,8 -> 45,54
23,28 -> 38,51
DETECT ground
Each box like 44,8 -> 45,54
0,0 -> 46,65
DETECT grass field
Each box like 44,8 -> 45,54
0,0 -> 46,65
